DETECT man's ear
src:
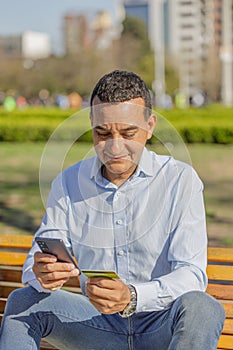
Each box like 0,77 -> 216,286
147,114 -> 157,140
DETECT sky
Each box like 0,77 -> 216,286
0,0 -> 123,54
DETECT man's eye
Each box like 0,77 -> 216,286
96,131 -> 110,137
124,133 -> 136,138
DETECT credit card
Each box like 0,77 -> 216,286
82,270 -> 119,279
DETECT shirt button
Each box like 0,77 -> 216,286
142,306 -> 147,311
118,250 -> 124,256
116,219 -> 123,225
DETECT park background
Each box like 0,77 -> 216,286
0,0 -> 232,247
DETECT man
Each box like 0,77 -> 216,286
0,70 -> 225,349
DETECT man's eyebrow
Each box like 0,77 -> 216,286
94,125 -> 109,131
94,125 -> 138,131
122,126 -> 138,131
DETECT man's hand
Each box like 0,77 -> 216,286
85,277 -> 131,314
33,252 -> 80,291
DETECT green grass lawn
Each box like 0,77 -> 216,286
0,142 -> 232,247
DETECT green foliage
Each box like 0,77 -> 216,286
0,18 -> 179,103
0,107 -> 92,142
0,106 -> 233,144
122,16 -> 151,54
157,106 -> 233,144
135,54 -> 154,89
164,58 -> 179,96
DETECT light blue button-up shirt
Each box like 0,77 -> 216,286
23,147 -> 208,312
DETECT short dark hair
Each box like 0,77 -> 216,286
90,70 -> 152,118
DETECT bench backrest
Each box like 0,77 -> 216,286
0,235 -> 232,350
207,247 -> 233,349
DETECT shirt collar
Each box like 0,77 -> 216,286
90,156 -> 102,180
135,147 -> 154,177
90,147 -> 154,182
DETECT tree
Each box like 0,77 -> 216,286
122,16 -> 151,55
0,16 -> 179,102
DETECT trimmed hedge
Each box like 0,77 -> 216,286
0,107 -> 91,142
153,105 -> 233,144
0,105 -> 233,144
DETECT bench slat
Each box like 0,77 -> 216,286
207,284 -> 233,300
0,252 -> 28,266
0,235 -> 33,249
208,248 -> 233,263
0,239 -> 229,268
207,265 -> 233,281
0,267 -> 23,283
0,237 -> 233,349
222,302 -> 233,318
218,334 -> 233,349
0,239 -> 229,262
0,281 -> 23,297
0,267 -> 80,288
0,284 -> 82,298
0,298 -> 6,313
223,320 -> 233,335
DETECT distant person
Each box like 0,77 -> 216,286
0,70 -> 225,350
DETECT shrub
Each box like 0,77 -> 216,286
0,105 -> 232,144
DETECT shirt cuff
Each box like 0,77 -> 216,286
25,278 -> 53,293
131,281 -> 159,312
133,281 -> 174,312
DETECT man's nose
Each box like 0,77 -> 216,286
109,136 -> 123,154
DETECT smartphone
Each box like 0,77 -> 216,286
35,237 -> 118,279
35,237 -> 79,271
82,270 -> 119,279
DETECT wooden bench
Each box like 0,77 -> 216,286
0,235 -> 232,350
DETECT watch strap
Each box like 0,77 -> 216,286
121,284 -> 137,318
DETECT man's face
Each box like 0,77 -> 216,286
91,97 -> 156,183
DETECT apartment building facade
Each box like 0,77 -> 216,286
167,0 -> 233,103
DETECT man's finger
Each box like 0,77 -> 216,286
38,269 -> 79,282
34,251 -> 57,263
34,261 -> 76,273
87,277 -> 119,289
37,277 -> 68,291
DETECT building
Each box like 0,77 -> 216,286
124,0 -> 149,32
0,35 -> 22,58
152,0 -> 233,104
119,0 -> 233,104
220,0 -> 233,106
0,31 -> 51,60
166,1 -> 212,101
22,31 -> 51,59
63,11 -> 120,53
90,11 -> 116,49
63,14 -> 90,55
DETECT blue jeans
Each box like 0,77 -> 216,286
0,287 -> 225,350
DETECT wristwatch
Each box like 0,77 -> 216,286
121,284 -> 137,318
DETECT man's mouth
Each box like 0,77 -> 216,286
105,154 -> 129,161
